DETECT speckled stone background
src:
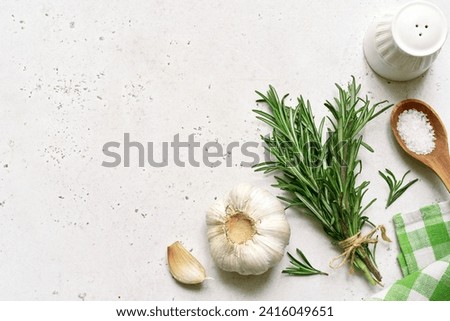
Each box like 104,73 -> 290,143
1,0 -> 449,300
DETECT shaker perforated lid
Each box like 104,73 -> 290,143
392,1 -> 448,57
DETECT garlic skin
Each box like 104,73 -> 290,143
167,241 -> 206,284
206,183 -> 290,275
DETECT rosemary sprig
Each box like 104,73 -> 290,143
282,249 -> 328,276
378,169 -> 418,209
253,77 -> 392,285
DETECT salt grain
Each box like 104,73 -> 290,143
397,109 -> 435,155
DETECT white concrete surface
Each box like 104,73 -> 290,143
0,0 -> 449,300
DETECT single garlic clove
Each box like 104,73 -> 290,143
167,241 -> 206,285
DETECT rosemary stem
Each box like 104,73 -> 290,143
354,256 -> 377,286
357,247 -> 381,283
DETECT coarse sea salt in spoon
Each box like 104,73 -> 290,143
397,109 -> 436,155
391,99 -> 450,193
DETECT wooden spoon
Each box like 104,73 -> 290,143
391,99 -> 450,193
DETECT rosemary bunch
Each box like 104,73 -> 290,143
253,78 -> 392,285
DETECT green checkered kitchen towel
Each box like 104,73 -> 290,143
372,201 -> 450,301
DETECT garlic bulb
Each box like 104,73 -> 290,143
206,183 -> 290,275
167,241 -> 207,284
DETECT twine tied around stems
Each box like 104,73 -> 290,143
329,225 -> 392,272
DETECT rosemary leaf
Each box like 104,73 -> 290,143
282,249 -> 328,276
379,169 -> 418,208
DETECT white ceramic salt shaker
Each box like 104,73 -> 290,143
364,1 -> 448,81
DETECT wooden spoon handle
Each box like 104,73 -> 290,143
430,155 -> 450,193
